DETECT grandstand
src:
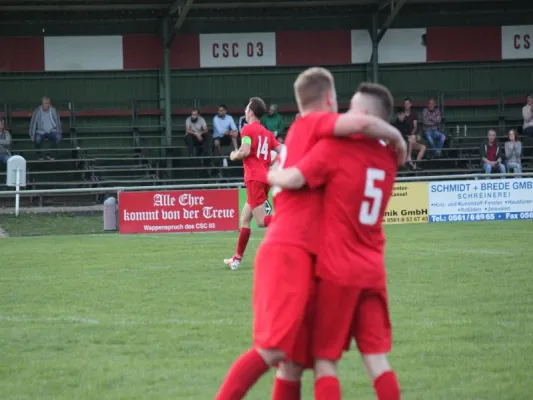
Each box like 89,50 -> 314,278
1,0 -> 533,206
1,86 -> 532,206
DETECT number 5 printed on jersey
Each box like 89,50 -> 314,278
359,168 -> 385,225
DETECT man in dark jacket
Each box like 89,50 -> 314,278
480,129 -> 506,174
0,118 -> 12,164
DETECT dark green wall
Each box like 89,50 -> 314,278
170,60 -> 533,108
1,60 -> 532,113
380,61 -> 533,99
1,71 -> 159,110
170,66 -> 367,109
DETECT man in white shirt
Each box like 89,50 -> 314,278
185,108 -> 208,158
213,104 -> 238,167
523,93 -> 533,137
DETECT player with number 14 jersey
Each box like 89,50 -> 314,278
224,97 -> 281,270
241,123 -> 279,184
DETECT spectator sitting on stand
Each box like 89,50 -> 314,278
212,104 -> 238,168
261,104 -> 284,140
505,129 -> 522,175
401,98 -> 425,170
184,108 -> 209,159
421,97 -> 446,157
481,129 -> 506,175
29,96 -> 62,160
0,118 -> 12,164
522,93 -> 533,136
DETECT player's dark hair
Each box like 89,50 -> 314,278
357,82 -> 394,121
248,97 -> 267,119
218,104 -> 227,111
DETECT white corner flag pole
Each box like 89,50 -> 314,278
15,167 -> 20,217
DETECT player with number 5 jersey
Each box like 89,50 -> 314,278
224,97 -> 281,270
267,83 -> 403,400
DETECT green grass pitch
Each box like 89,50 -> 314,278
1,220 -> 532,399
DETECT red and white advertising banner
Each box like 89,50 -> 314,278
118,189 -> 239,234
3,25 -> 533,72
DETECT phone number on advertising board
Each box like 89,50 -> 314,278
430,212 -> 533,223
383,216 -> 428,223
430,213 -> 497,223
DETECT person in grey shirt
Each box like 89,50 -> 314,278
29,96 -> 62,160
184,108 -> 209,158
0,118 -> 12,164
505,129 -> 522,174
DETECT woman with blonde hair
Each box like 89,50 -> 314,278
505,129 -> 522,175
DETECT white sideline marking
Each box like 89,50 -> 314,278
0,315 -> 239,326
0,276 -> 50,281
1,315 -> 526,331
118,265 -> 176,272
0,315 -> 99,324
410,247 -> 513,256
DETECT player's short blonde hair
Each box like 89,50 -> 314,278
294,67 -> 335,110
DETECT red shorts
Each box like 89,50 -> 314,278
253,243 -> 314,361
311,279 -> 392,361
246,180 -> 270,209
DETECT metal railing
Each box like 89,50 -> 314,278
1,172 -> 531,198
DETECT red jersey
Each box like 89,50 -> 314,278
297,137 -> 398,287
263,112 -> 339,254
241,121 -> 279,184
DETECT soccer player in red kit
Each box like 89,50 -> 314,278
224,97 -> 282,270
267,83 -> 403,400
214,69 -> 405,400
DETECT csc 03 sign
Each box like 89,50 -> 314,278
428,178 -> 533,223
199,33 -> 276,68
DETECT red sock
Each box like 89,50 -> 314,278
215,348 -> 269,400
314,376 -> 340,400
272,377 -> 301,400
236,227 -> 251,258
264,215 -> 273,227
373,371 -> 400,400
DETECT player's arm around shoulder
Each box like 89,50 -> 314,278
267,167 -> 306,189
267,140 -> 337,190
334,113 -> 406,167
230,129 -> 252,161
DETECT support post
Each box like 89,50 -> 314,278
376,0 -> 407,44
371,13 -> 379,83
15,168 -> 20,217
162,18 -> 173,173
369,0 -> 407,83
